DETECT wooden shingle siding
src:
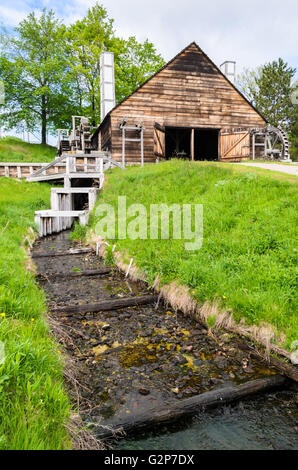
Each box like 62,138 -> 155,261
98,43 -> 266,163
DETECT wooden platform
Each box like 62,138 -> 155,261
34,209 -> 90,237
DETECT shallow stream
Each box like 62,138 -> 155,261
33,231 -> 298,450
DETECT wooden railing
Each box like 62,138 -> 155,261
1,152 -> 125,181
0,162 -> 66,179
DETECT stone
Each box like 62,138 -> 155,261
214,356 -> 228,370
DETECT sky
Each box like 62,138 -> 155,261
0,0 -> 297,143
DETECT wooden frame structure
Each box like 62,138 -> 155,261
120,119 -> 145,167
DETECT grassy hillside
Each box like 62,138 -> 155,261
0,178 -> 71,450
87,160 -> 297,350
0,137 -> 56,163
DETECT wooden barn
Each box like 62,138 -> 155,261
92,42 -> 267,164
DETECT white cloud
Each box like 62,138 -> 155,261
0,5 -> 30,26
0,0 -> 297,75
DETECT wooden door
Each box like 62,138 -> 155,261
154,122 -> 166,159
220,128 -> 250,161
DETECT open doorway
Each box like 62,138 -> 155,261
165,127 -> 191,159
195,129 -> 219,161
165,127 -> 219,161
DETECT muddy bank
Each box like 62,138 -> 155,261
33,231 -> 295,443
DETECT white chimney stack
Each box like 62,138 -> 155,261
220,61 -> 236,84
100,51 -> 116,122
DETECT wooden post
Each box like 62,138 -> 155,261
66,155 -> 71,175
141,128 -> 144,167
95,156 -> 100,172
122,127 -> 125,167
191,128 -> 195,161
252,133 -> 255,160
99,158 -> 104,174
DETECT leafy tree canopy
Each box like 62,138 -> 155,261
0,3 -> 165,143
238,59 -> 296,130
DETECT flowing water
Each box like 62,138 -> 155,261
117,390 -> 298,450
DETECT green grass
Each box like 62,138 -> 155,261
89,160 -> 297,350
69,221 -> 88,242
0,137 -> 56,163
0,178 -> 71,450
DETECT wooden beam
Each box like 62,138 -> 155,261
37,268 -> 112,281
95,375 -> 287,439
32,248 -> 92,259
52,294 -> 159,315
191,128 -> 195,161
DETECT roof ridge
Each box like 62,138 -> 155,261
96,41 -> 266,131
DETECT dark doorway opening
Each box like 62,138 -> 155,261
165,127 -> 191,159
195,129 -> 219,161
70,178 -> 94,210
73,193 -> 89,211
165,127 -> 219,161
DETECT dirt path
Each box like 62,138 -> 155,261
33,231 -> 284,441
237,162 -> 298,176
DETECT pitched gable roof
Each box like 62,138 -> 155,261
98,41 -> 267,130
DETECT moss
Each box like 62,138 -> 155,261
119,344 -> 158,368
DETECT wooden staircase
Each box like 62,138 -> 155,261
31,152 -> 125,236
26,152 -> 124,186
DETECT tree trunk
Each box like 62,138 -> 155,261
92,94 -> 96,127
41,94 -> 47,145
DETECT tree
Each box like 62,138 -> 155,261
0,3 -> 165,140
238,59 -> 296,131
237,67 -> 262,105
115,37 -> 165,103
66,3 -> 118,125
67,3 -> 165,123
0,9 -> 75,144
255,59 -> 296,129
